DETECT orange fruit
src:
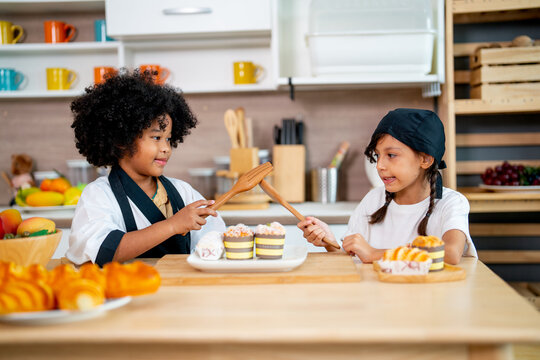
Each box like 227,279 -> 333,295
50,178 -> 71,194
40,178 -> 53,191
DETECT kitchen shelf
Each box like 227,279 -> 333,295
0,0 -> 104,14
0,90 -> 84,99
452,0 -> 540,14
460,187 -> 540,213
455,98 -> 540,114
0,42 -> 120,54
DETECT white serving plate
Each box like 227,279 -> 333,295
187,245 -> 308,273
13,205 -> 76,213
0,297 -> 131,325
479,184 -> 540,193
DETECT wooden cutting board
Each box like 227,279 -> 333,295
373,262 -> 466,283
155,253 -> 361,286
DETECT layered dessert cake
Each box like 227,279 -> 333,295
223,224 -> 254,260
195,231 -> 224,260
377,246 -> 432,275
411,235 -> 445,272
254,222 -> 286,260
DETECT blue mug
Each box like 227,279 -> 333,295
94,19 -> 113,42
0,68 -> 24,91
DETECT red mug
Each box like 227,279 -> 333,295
44,20 -> 76,43
139,64 -> 170,85
94,66 -> 117,84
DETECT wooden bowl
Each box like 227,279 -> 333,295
0,229 -> 62,266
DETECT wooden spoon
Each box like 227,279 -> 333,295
209,162 -> 273,210
235,107 -> 246,148
259,179 -> 341,250
224,109 -> 239,149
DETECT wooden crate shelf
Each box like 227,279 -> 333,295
459,187 -> 540,212
453,0 -> 540,14
456,160 -> 540,174
454,98 -> 540,114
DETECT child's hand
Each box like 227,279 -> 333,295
297,216 -> 336,248
342,234 -> 383,263
170,199 -> 217,235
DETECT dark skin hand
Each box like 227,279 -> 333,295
113,199 -> 217,262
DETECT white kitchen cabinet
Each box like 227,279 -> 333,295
106,0 -> 271,40
271,0 -> 446,97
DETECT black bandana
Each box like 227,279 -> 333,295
372,108 -> 446,199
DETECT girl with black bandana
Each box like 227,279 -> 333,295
297,108 -> 477,264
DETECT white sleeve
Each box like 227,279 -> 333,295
169,178 -> 226,253
343,200 -> 370,241
66,182 -> 126,265
439,192 -> 478,257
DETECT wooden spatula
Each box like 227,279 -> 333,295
209,162 -> 273,211
259,179 -> 341,250
235,107 -> 246,148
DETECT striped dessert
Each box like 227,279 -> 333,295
223,224 -> 254,260
254,222 -> 286,259
378,245 -> 432,275
411,235 -> 445,272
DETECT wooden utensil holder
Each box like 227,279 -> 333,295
230,147 -> 259,175
272,145 -> 305,203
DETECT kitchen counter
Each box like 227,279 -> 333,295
1,202 -> 358,227
1,257 -> 539,359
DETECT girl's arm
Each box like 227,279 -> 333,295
113,199 -> 216,262
441,229 -> 467,265
342,234 -> 385,263
297,216 -> 341,252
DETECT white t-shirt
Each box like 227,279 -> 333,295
344,186 -> 477,257
67,176 -> 226,265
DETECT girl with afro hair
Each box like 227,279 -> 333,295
67,70 -> 225,266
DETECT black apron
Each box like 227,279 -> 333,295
95,166 -> 190,266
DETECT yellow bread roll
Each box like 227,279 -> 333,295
56,278 -> 105,311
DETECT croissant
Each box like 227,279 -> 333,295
47,264 -> 80,294
79,263 -> 107,291
411,235 -> 444,247
104,261 -> 161,298
56,278 -> 105,311
0,279 -> 55,313
382,246 -> 431,262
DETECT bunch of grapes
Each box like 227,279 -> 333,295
481,161 -> 540,186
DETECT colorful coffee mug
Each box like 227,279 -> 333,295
94,66 -> 117,84
233,61 -> 264,84
139,64 -> 170,85
46,68 -> 77,90
0,68 -> 24,91
0,20 -> 24,44
94,19 -> 113,42
44,20 -> 76,43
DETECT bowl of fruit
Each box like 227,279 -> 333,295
480,161 -> 540,192
14,175 -> 85,211
0,209 -> 61,266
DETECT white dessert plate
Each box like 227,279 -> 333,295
479,184 -> 540,193
0,297 -> 131,325
187,245 -> 308,273
13,205 -> 76,213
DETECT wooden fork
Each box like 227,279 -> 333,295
209,162 -> 273,211
259,179 -> 341,250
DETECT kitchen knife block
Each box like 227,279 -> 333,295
230,147 -> 259,175
272,145 -> 305,203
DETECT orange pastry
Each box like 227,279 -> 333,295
0,279 -> 54,313
104,261 -> 161,298
79,263 -> 107,291
412,235 -> 445,272
47,264 -> 80,294
56,278 -> 105,311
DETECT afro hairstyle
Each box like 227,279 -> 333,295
71,69 -> 198,167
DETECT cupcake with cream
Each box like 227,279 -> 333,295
254,222 -> 286,259
223,224 -> 254,260
411,235 -> 445,272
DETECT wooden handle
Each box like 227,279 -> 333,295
224,109 -> 239,148
259,179 -> 340,250
236,107 -> 246,148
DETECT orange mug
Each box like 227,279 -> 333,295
94,66 -> 117,84
139,64 -> 170,85
44,20 -> 76,43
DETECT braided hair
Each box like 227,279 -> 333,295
364,133 -> 439,235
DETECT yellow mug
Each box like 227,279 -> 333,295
233,61 -> 264,84
46,68 -> 77,90
0,20 -> 24,44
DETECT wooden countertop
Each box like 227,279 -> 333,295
1,257 -> 539,348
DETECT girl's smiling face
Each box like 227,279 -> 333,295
374,134 -> 433,203
120,114 -> 173,182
